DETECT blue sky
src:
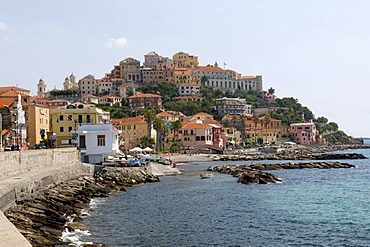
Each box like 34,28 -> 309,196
1,0 -> 369,137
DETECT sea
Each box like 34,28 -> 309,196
79,147 -> 370,247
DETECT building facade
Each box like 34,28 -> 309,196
290,122 -> 319,145
215,97 -> 252,115
79,74 -> 96,96
127,93 -> 163,110
50,103 -> 110,146
173,51 -> 199,68
76,123 -> 121,164
25,104 -> 50,147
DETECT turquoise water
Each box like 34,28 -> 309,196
83,149 -> 370,246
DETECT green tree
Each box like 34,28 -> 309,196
170,142 -> 182,153
171,120 -> 182,142
140,135 -> 155,148
144,106 -> 156,139
153,117 -> 167,151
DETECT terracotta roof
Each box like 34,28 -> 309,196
119,83 -> 134,89
204,119 -> 222,127
241,76 -> 257,79
174,96 -> 203,99
82,94 -> 98,98
196,66 -> 226,73
128,93 -> 161,99
111,115 -> 146,125
156,111 -> 172,117
100,95 -> 121,99
179,83 -> 199,87
0,98 -> 15,107
1,129 -> 10,135
0,86 -> 30,93
182,123 -> 207,129
192,112 -> 212,117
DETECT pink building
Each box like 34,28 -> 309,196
290,122 -> 318,145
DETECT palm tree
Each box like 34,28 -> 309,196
239,115 -> 247,146
153,117 -> 166,152
231,115 -> 238,146
144,106 -> 156,139
171,120 -> 182,142
252,115 -> 259,146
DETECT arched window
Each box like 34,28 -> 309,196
196,136 -> 200,141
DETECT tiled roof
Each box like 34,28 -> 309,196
0,86 -> 30,93
0,98 -> 15,107
128,93 -> 161,99
174,96 -> 203,99
241,76 -> 257,79
111,115 -> 146,125
156,111 -> 172,117
182,123 -> 207,129
192,112 -> 212,117
82,94 -> 98,98
196,66 -> 226,72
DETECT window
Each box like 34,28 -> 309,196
59,115 -> 64,121
86,115 -> 91,123
78,115 -> 83,123
68,115 -> 73,121
68,126 -> 73,132
97,135 -> 106,146
60,126 -> 64,132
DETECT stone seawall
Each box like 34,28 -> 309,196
0,148 -> 80,180
5,167 -> 159,246
0,148 -> 85,247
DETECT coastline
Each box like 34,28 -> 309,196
4,143 -> 368,246
5,167 -> 159,247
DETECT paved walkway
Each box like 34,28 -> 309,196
0,210 -> 32,247
147,162 -> 182,176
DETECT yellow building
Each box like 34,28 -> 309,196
25,104 -> 50,147
50,103 -> 110,146
111,115 -> 155,152
173,51 -> 199,68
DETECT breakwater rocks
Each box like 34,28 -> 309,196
214,152 -> 367,161
5,167 -> 159,247
207,162 -> 355,184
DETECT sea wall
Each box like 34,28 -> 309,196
0,148 -> 80,180
0,148 -> 89,247
5,167 -> 159,246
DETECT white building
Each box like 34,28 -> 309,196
76,123 -> 121,164
179,83 -> 200,96
215,97 -> 252,115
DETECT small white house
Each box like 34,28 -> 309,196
75,123 -> 121,164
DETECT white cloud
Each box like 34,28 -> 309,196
0,22 -> 8,31
105,37 -> 128,48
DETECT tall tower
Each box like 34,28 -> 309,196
37,78 -> 47,98
69,72 -> 77,88
63,76 -> 71,90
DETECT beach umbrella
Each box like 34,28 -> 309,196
143,147 -> 153,152
129,147 -> 143,152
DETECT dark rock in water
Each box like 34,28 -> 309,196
209,161 -> 355,185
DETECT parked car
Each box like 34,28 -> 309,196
33,144 -> 46,149
4,144 -> 22,151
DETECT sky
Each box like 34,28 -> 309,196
1,0 -> 370,137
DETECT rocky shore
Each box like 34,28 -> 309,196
5,167 -> 159,247
207,161 -> 356,184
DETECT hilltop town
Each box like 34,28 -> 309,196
0,51 -> 358,162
